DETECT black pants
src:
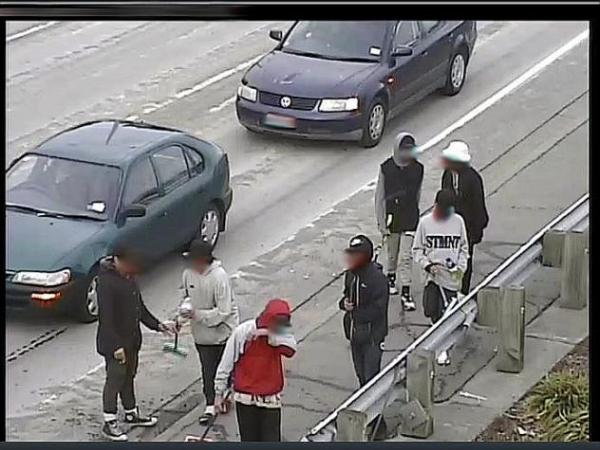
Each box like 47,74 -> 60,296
103,349 -> 139,415
350,340 -> 383,387
235,402 -> 281,442
422,281 -> 457,324
462,240 -> 476,295
195,344 -> 226,406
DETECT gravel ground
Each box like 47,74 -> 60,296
475,337 -> 589,442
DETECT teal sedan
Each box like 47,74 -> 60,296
6,120 -> 233,322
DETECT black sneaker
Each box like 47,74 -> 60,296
102,420 -> 128,441
124,408 -> 158,427
401,287 -> 416,311
387,273 -> 399,295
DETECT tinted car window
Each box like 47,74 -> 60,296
122,157 -> 159,206
282,21 -> 390,62
184,147 -> 204,176
394,21 -> 419,47
151,146 -> 190,191
6,154 -> 120,219
421,21 -> 441,34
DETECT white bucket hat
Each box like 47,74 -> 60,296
441,140 -> 471,163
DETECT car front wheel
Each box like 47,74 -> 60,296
442,50 -> 468,96
69,273 -> 100,323
360,99 -> 387,148
198,205 -> 222,248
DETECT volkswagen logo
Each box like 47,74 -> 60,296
280,96 -> 292,108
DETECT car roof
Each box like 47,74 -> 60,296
33,120 -> 188,166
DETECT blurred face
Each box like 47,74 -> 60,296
192,258 -> 211,274
268,315 -> 291,334
396,148 -> 413,163
441,157 -> 452,170
115,257 -> 140,276
344,251 -> 368,271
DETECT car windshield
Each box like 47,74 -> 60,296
6,154 -> 121,221
281,21 -> 389,62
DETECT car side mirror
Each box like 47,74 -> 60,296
391,46 -> 413,57
269,29 -> 283,41
125,204 -> 146,218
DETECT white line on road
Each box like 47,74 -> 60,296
209,95 -> 237,113
6,21 -> 58,43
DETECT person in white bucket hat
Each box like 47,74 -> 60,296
440,140 -> 489,297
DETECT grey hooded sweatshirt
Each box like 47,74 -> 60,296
180,260 -> 240,345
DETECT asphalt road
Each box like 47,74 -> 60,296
5,20 -> 589,440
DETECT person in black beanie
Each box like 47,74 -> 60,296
374,132 -> 424,311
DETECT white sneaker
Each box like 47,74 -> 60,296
436,350 -> 451,366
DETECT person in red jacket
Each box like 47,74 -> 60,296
213,299 -> 296,442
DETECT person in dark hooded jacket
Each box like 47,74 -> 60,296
339,234 -> 390,439
96,246 -> 175,441
214,298 -> 296,442
440,141 -> 489,295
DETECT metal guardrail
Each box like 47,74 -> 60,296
302,193 -> 589,442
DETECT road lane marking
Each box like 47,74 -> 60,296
209,95 -> 237,113
417,28 -> 589,153
6,21 -> 58,43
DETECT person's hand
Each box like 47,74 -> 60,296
114,347 -> 126,364
215,395 -> 229,414
251,328 -> 270,340
179,308 -> 195,320
343,298 -> 354,311
159,321 -> 177,335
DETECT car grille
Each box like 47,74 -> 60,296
258,91 -> 318,111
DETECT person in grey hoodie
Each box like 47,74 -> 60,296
412,189 -> 469,365
374,132 -> 424,311
178,239 -> 240,425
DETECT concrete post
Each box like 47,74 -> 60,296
336,409 -> 368,442
476,286 -> 501,328
400,348 -> 434,438
496,285 -> 526,373
542,230 -> 565,267
559,231 -> 588,310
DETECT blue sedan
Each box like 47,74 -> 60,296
236,21 -> 477,147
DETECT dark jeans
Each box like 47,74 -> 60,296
350,340 -> 383,387
195,344 -> 226,406
235,402 -> 281,442
103,349 -> 139,415
462,240 -> 476,295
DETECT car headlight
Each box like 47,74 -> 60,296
237,84 -> 258,102
12,269 -> 71,287
319,97 -> 359,112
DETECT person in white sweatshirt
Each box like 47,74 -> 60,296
178,239 -> 240,425
412,189 -> 469,365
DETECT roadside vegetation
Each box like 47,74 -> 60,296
476,337 -> 588,442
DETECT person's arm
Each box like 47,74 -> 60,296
412,219 -> 431,271
475,172 -> 489,231
139,291 -> 161,331
194,273 -> 234,327
441,169 -> 450,190
268,332 -> 297,358
374,168 -> 387,233
214,322 -> 253,397
457,217 -> 470,274
339,271 -> 351,311
97,278 -> 125,356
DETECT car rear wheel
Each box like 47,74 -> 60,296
70,272 -> 100,323
360,99 -> 387,148
198,204 -> 222,248
442,49 -> 468,96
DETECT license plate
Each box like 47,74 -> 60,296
264,114 -> 296,129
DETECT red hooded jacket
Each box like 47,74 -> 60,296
232,299 -> 296,396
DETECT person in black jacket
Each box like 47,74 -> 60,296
339,234 -> 389,439
440,141 -> 489,295
96,246 -> 175,441
374,132 -> 424,310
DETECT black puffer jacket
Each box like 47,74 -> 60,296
441,166 -> 489,244
339,261 -> 389,345
96,257 -> 160,357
